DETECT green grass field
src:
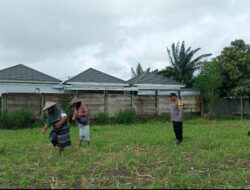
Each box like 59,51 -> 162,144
0,119 -> 249,189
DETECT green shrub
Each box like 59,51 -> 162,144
0,110 -> 35,129
155,114 -> 171,122
136,114 -> 170,123
136,115 -> 154,123
94,112 -> 110,125
184,113 -> 200,120
114,108 -> 136,124
203,112 -> 239,120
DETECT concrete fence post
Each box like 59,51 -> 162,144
4,94 -> 7,112
40,94 -> 45,119
155,90 -> 159,116
131,91 -> 134,109
1,95 -> 3,113
104,90 -> 108,115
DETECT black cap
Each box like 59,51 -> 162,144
170,93 -> 177,97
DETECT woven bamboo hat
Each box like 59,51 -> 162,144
42,101 -> 56,111
70,97 -> 81,104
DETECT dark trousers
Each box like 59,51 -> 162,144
172,121 -> 183,142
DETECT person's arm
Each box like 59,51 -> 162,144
55,116 -> 67,129
178,100 -> 184,122
72,114 -> 76,121
41,123 -> 49,135
72,108 -> 77,121
83,105 -> 89,116
178,109 -> 183,122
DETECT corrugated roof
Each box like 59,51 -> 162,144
128,72 -> 184,85
66,68 -> 127,84
0,64 -> 61,83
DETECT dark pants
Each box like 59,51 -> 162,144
172,121 -> 183,142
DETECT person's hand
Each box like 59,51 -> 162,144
55,124 -> 59,129
41,128 -> 46,135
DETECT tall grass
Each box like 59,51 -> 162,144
114,108 -> 136,124
0,119 -> 249,188
0,110 -> 35,129
93,112 -> 110,125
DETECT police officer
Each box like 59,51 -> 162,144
170,92 -> 184,145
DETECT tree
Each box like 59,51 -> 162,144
131,62 -> 150,77
194,60 -> 222,113
158,41 -> 211,87
231,79 -> 250,119
216,39 -> 250,97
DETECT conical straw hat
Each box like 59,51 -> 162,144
70,97 -> 81,104
42,101 -> 56,111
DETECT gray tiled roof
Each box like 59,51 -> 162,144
66,68 -> 127,84
0,64 -> 61,83
128,72 -> 184,85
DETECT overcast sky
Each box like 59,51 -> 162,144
0,0 -> 249,81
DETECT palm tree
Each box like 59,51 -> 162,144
131,62 -> 150,77
158,41 -> 212,87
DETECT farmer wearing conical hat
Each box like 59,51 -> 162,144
70,97 -> 90,147
41,102 -> 71,155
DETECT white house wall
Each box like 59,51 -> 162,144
0,82 -> 199,96
64,82 -> 136,91
0,82 -> 64,95
138,90 -> 200,96
135,84 -> 185,90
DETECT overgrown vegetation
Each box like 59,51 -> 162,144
0,110 -> 35,129
157,41 -> 211,87
0,119 -> 249,188
154,39 -> 250,116
131,62 -> 150,77
114,108 -> 136,124
93,112 -> 110,125
194,60 -> 222,113
203,112 -> 245,120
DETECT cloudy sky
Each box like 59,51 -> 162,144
0,0 -> 249,81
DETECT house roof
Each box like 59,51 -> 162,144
0,64 -> 61,83
65,68 -> 127,84
128,72 -> 185,86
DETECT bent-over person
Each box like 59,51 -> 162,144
41,102 -> 71,155
70,97 -> 90,146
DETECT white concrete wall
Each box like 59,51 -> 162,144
0,82 -> 64,95
138,89 -> 200,96
135,84 -> 185,90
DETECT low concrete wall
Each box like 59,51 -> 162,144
1,92 -> 201,118
212,98 -> 250,115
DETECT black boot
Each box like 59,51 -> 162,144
176,140 -> 182,145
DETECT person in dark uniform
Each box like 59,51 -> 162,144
170,93 -> 184,145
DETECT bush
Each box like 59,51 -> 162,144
0,110 -> 35,129
155,114 -> 171,122
136,115 -> 154,123
203,112 -> 239,120
94,112 -> 109,125
184,113 -> 200,120
114,108 -> 136,124
136,114 -> 170,123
